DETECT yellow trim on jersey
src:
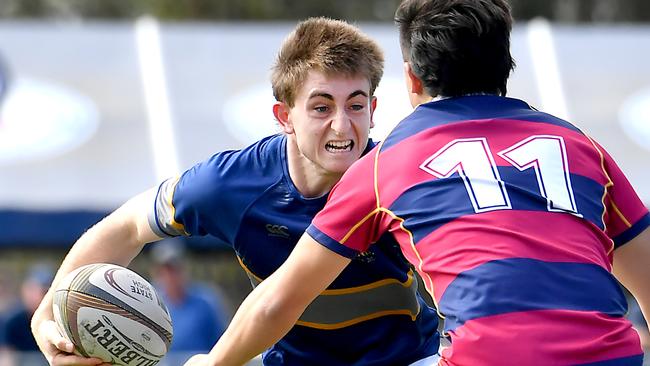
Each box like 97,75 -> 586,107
377,207 -> 444,320
239,255 -> 417,296
167,176 -> 187,233
340,208 -> 381,244
318,269 -> 415,296
237,256 -> 263,282
295,309 -> 418,330
374,140 -> 386,208
585,136 -> 616,254
610,201 -> 632,227
372,135 -> 445,320
238,258 -> 421,330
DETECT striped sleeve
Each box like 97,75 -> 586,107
148,176 -> 187,237
309,151 -> 387,257
147,150 -> 250,246
598,142 -> 650,248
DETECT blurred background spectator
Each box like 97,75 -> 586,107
0,263 -> 53,366
149,240 -> 230,365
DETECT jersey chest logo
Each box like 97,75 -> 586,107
265,224 -> 290,239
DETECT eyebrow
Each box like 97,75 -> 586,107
308,90 -> 369,101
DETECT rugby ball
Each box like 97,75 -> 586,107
53,263 -> 173,366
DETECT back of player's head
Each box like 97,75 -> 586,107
395,0 -> 515,97
272,17 -> 384,107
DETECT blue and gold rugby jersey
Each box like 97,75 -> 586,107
148,134 -> 440,366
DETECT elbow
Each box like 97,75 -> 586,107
257,292 -> 304,327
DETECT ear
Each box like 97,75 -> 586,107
403,61 -> 424,95
369,96 -> 377,129
273,102 -> 294,134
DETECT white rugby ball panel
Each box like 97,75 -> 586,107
80,264 -> 172,335
53,263 -> 173,365
66,291 -> 171,353
77,308 -> 167,364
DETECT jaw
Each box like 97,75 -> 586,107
317,147 -> 360,174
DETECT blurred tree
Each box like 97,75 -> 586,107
0,0 -> 648,22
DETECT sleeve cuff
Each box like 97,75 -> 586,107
306,225 -> 359,259
613,212 -> 650,249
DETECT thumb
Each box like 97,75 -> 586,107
40,319 -> 75,353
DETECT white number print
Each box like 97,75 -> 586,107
419,138 -> 511,213
498,135 -> 578,214
420,135 -> 580,216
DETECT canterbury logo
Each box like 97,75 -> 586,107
265,224 -> 290,238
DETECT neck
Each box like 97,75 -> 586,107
411,92 -> 434,108
286,136 -> 341,198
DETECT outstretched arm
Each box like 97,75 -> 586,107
613,227 -> 650,328
31,187 -> 162,366
201,233 -> 351,366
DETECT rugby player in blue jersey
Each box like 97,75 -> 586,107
31,17 -> 441,366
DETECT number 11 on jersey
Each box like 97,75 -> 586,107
419,135 -> 580,216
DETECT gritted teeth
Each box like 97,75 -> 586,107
325,140 -> 354,152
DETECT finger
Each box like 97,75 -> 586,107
52,353 -> 106,366
40,320 -> 75,353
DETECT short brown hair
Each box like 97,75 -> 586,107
272,17 -> 384,107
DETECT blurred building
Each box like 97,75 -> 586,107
0,20 -> 648,248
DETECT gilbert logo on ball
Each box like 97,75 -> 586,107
53,263 -> 173,366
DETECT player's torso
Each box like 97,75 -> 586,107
236,185 -> 439,365
199,135 -> 440,365
377,96 -> 642,365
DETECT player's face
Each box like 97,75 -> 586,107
279,71 -> 376,175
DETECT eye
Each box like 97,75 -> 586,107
350,104 -> 365,111
314,105 -> 329,113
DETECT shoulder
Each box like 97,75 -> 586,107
178,134 -> 285,194
195,134 -> 283,177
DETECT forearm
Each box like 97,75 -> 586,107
31,189 -> 160,337
203,233 -> 351,366
613,227 -> 650,328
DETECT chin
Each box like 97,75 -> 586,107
323,160 -> 355,175
319,150 -> 360,173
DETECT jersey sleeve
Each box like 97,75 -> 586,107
598,142 -> 650,248
307,150 -> 388,258
147,150 -> 246,246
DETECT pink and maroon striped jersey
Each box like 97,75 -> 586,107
307,95 -> 649,365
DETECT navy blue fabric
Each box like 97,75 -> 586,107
389,167 -> 606,244
167,134 -> 440,366
614,212 -> 650,248
439,258 -> 628,332
383,95 -> 582,151
577,354 -> 644,366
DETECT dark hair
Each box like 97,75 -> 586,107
395,0 -> 515,97
272,17 -> 384,107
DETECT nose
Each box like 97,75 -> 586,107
330,109 -> 352,136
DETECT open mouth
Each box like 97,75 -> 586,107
325,140 -> 354,153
